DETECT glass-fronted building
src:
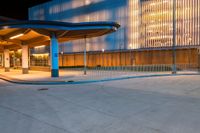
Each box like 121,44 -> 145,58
29,0 -> 200,67
29,0 -> 200,51
140,0 -> 200,48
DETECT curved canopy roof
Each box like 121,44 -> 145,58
0,20 -> 120,50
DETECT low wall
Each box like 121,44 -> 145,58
29,66 -> 50,72
59,48 -> 199,67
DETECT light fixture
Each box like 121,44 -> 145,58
32,53 -> 49,57
34,45 -> 45,49
129,44 -> 133,49
85,0 -> 91,5
150,3 -> 155,6
10,33 -> 24,39
17,49 -> 22,52
102,49 -> 105,52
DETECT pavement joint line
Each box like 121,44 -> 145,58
41,88 -> 169,122
0,73 -> 199,85
39,92 -> 119,119
99,86 -> 168,106
0,104 -> 74,133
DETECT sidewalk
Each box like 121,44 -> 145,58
0,68 -> 198,85
0,69 -> 82,84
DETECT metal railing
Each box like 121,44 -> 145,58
59,64 -> 199,81
62,64 -> 199,72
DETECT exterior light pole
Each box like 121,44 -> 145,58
61,44 -> 64,67
61,51 -> 64,67
102,48 -> 104,67
172,0 -> 177,74
188,38 -> 192,68
84,36 -> 87,75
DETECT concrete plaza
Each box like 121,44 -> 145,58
0,73 -> 200,133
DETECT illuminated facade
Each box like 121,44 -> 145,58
140,0 -> 200,48
29,0 -> 200,53
29,0 -> 129,52
27,0 -> 200,68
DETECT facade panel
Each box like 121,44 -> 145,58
29,0 -> 200,53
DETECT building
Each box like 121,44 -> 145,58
28,0 -> 200,69
0,19 -> 119,77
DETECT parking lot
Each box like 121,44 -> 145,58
0,74 -> 200,133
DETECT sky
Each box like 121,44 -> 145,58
0,0 -> 51,20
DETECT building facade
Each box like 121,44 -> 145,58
28,0 -> 200,68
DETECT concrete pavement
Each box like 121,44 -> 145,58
0,74 -> 200,133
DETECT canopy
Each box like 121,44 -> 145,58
0,20 -> 120,50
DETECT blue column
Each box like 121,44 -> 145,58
50,33 -> 59,77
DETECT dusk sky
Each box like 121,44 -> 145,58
0,0 -> 51,20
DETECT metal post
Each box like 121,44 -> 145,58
102,48 -> 104,67
61,44 -> 64,67
84,36 -> 87,75
172,0 -> 177,74
120,44 -> 122,66
61,52 -> 64,67
188,41 -> 191,69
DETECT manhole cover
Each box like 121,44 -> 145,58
38,88 -> 49,91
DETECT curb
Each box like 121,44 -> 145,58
0,73 -> 199,85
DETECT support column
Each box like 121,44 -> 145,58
22,45 -> 29,74
50,33 -> 59,77
4,49 -> 10,72
84,37 -> 87,75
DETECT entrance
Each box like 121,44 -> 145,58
10,50 -> 22,68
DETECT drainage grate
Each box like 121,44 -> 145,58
67,80 -> 74,82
